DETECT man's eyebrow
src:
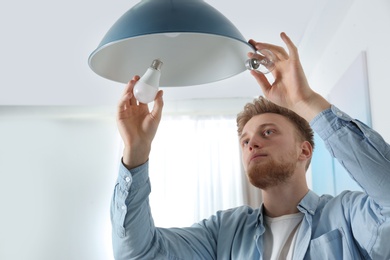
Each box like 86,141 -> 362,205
239,132 -> 248,141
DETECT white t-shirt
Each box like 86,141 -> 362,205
263,212 -> 304,260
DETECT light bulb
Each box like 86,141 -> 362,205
133,59 -> 163,104
245,49 -> 275,74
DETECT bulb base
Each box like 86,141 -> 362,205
151,59 -> 163,71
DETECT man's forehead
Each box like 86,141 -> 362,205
245,113 -> 289,127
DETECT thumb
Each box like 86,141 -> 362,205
151,90 -> 164,121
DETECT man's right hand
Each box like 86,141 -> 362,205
248,32 -> 330,122
117,76 -> 164,169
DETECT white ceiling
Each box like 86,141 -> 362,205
0,0 -> 337,106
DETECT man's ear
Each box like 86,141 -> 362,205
298,141 -> 313,161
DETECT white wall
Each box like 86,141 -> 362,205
0,107 -> 119,260
304,0 -> 390,140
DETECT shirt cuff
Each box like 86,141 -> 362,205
117,160 -> 149,191
310,105 -> 353,141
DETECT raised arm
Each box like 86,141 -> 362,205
248,32 -> 330,122
112,76 -> 164,258
112,77 -> 218,259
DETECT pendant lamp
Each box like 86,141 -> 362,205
88,0 -> 254,86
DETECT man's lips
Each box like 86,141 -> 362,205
249,153 -> 268,162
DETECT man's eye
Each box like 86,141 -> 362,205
263,129 -> 275,136
242,140 -> 249,146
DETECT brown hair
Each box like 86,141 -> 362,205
237,96 -> 315,168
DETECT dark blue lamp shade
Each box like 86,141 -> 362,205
88,0 -> 254,86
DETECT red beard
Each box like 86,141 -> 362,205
246,154 -> 297,190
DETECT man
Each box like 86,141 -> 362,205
112,32 -> 390,259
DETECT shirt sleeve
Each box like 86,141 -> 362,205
110,161 -> 153,259
110,161 -> 218,260
310,106 -> 390,258
310,105 -> 390,207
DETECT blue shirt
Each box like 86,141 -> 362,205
111,106 -> 390,259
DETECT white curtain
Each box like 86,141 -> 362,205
148,114 -> 262,228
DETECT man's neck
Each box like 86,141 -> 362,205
261,181 -> 309,218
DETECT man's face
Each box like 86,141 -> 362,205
239,113 -> 301,190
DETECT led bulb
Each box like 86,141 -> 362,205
134,59 -> 163,103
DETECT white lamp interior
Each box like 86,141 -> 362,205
89,33 -> 254,86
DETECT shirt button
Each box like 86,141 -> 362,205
121,205 -> 126,210
125,177 -> 131,183
336,111 -> 343,117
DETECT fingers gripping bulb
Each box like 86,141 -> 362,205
134,59 -> 163,104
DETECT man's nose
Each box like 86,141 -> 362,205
248,138 -> 261,151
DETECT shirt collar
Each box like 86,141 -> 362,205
256,190 -> 320,226
297,190 -> 320,215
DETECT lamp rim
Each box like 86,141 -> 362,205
88,32 -> 255,86
88,32 -> 254,66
